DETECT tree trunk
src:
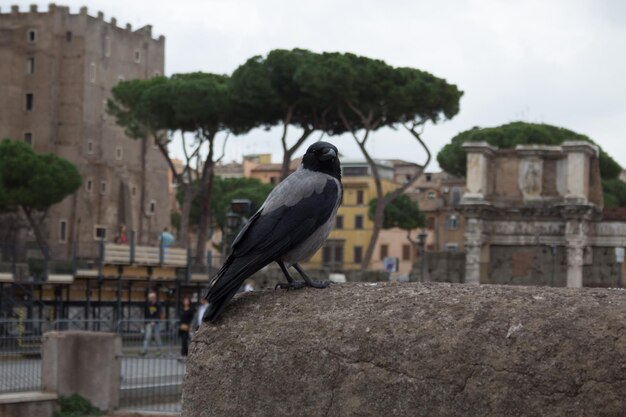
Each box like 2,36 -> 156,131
360,165 -> 384,271
138,136 -> 147,244
22,207 -> 48,258
194,133 -> 216,265
280,129 -> 313,181
178,184 -> 193,250
339,106 -> 432,271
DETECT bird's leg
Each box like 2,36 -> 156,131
275,261 -> 306,290
293,263 -> 332,289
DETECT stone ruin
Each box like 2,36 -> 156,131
461,141 -> 625,287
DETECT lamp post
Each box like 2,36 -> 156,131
222,199 -> 252,262
417,231 -> 427,282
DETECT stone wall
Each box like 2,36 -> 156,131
410,252 -> 465,283
488,245 -> 567,286
183,283 -> 626,417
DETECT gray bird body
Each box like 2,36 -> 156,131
270,168 -> 343,265
204,141 -> 342,321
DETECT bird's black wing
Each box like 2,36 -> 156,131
204,179 -> 339,320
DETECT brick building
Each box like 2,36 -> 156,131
0,4 -> 169,259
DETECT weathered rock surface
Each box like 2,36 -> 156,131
183,282 -> 626,417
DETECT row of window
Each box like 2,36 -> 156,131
57,221 -> 127,243
25,29 -> 145,64
335,215 -> 363,230
322,243 -> 415,265
379,244 -> 414,261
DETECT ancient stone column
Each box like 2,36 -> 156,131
561,141 -> 598,204
464,217 -> 485,284
564,217 -> 588,288
462,142 -> 497,202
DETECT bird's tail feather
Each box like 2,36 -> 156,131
203,254 -> 267,321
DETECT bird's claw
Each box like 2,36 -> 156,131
275,281 -> 307,291
274,280 -> 332,290
307,280 -> 332,289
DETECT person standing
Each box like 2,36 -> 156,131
179,296 -> 195,358
159,227 -> 175,248
141,290 -> 164,356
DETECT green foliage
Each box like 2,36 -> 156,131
231,49 -> 332,132
437,122 -> 622,179
602,178 -> 626,208
0,139 -> 81,212
53,394 -> 103,417
368,194 -> 425,230
184,177 -> 273,228
107,76 -> 168,139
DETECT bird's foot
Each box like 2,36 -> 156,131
306,279 -> 332,289
275,281 -> 307,291
275,280 -> 332,290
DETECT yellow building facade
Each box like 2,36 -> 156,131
305,161 -> 400,271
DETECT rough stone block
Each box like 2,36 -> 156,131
183,282 -> 626,417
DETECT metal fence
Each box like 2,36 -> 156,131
0,318 -> 188,413
0,319 -> 47,393
119,355 -> 185,413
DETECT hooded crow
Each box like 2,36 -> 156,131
203,141 -> 343,321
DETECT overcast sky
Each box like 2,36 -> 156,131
10,0 -> 626,170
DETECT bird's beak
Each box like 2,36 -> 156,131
319,148 -> 337,161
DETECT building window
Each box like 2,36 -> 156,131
335,215 -> 343,229
25,93 -> 33,110
134,50 -> 141,63
426,216 -> 435,230
402,244 -> 411,261
86,178 -> 93,192
87,140 -> 94,154
427,191 -> 436,200
105,36 -> 111,57
24,132 -> 32,146
425,173 -> 432,181
149,200 -> 156,214
94,226 -> 107,240
26,57 -> 35,74
446,243 -> 459,252
446,214 -> 459,230
100,181 -> 107,194
322,240 -> 344,270
27,29 -> 37,43
270,176 -> 278,185
90,62 -> 96,83
354,215 -> 363,230
117,75 -> 126,82
451,187 -> 462,206
66,31 -> 73,42
115,146 -> 123,160
356,190 -> 364,205
353,246 -> 363,264
131,186 -> 137,197
380,244 -> 388,260
59,220 -> 68,243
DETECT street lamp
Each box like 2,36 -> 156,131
417,230 -> 427,282
225,211 -> 241,231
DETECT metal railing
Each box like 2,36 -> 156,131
0,318 -> 189,400
119,355 -> 185,413
0,319 -> 47,393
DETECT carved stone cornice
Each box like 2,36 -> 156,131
459,201 -> 495,219
557,203 -> 602,221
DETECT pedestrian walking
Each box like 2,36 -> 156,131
141,290 -> 164,356
179,296 -> 195,358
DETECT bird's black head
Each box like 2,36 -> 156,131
302,141 -> 341,180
